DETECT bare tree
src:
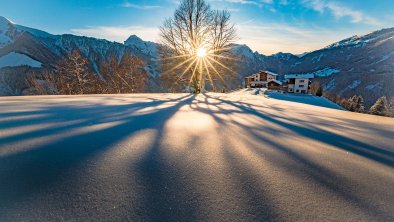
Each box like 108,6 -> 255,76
159,0 -> 237,93
309,81 -> 320,95
26,70 -> 59,95
100,54 -> 148,94
56,49 -> 96,94
26,50 -> 98,95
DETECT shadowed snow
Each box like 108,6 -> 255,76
0,93 -> 393,221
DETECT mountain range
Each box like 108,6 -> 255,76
0,16 -> 393,106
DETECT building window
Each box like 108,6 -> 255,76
299,85 -> 304,88
300,80 -> 305,83
296,90 -> 299,93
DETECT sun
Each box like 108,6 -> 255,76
159,44 -> 239,93
196,47 -> 207,58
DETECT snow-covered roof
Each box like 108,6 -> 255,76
285,74 -> 314,79
245,74 -> 255,78
245,70 -> 279,78
269,80 -> 282,85
260,70 -> 278,76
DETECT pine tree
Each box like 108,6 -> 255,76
369,96 -> 389,116
339,98 -> 350,110
389,97 -> 394,117
346,95 -> 364,112
346,96 -> 356,111
354,95 -> 365,113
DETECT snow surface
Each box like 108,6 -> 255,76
312,53 -> 324,63
348,80 -> 361,89
264,91 -> 344,110
285,73 -> 314,79
305,67 -> 340,77
375,51 -> 394,64
283,67 -> 341,81
366,83 -> 381,91
232,44 -> 255,60
0,93 -> 393,221
124,35 -> 158,58
325,28 -> 394,50
0,16 -> 13,48
14,24 -> 55,39
325,79 -> 336,91
0,52 -> 42,68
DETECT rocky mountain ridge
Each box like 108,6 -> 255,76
0,16 -> 393,106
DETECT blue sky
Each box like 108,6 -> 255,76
0,0 -> 393,55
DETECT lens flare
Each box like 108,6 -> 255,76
197,48 -> 207,58
161,43 -> 239,92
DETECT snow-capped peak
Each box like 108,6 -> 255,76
0,16 -> 15,48
231,44 -> 255,59
124,34 -> 158,58
0,16 -> 14,25
324,27 -> 394,50
125,35 -> 144,45
0,16 -> 13,31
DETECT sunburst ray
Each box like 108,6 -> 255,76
162,56 -> 195,75
206,55 -> 238,74
202,59 -> 215,90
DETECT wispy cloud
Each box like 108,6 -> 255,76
235,22 -> 361,55
70,21 -> 365,55
71,26 -> 159,43
302,0 -> 380,25
122,2 -> 161,10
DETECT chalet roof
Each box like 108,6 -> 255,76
245,70 -> 279,79
285,73 -> 314,79
269,80 -> 282,85
260,70 -> 278,76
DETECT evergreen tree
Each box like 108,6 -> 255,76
389,97 -> 394,117
347,95 -> 365,112
369,96 -> 389,116
354,95 -> 365,113
347,96 -> 356,111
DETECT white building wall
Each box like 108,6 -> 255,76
294,78 -> 309,93
288,84 -> 294,92
267,74 -> 276,82
254,74 -> 259,81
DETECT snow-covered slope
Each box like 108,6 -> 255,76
0,93 -> 393,221
0,52 -> 41,68
231,28 -> 394,106
0,17 -> 14,48
0,15 -> 160,78
124,35 -> 158,58
0,15 -> 162,94
325,28 -> 394,49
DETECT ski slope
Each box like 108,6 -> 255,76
0,93 -> 393,221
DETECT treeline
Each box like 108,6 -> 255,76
325,93 -> 394,117
27,49 -> 149,95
